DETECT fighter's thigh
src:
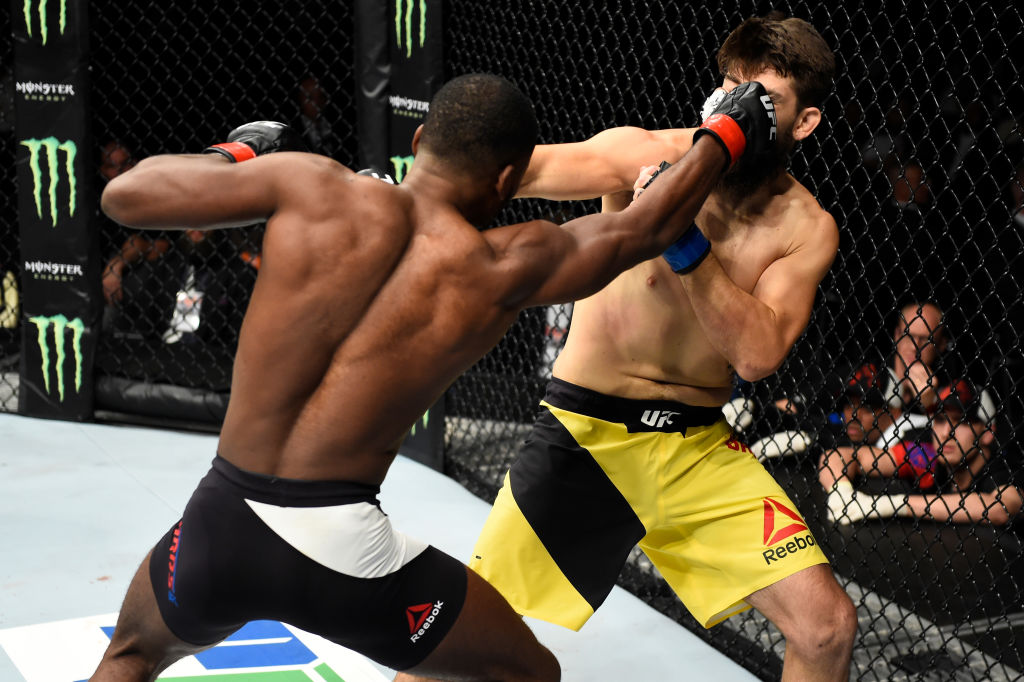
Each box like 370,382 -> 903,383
96,549 -> 220,680
643,437 -> 827,626
401,567 -> 559,681
470,418 -> 647,630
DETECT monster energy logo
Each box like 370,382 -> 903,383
29,314 -> 84,402
22,0 -> 68,45
409,410 -> 430,436
21,137 -> 77,227
390,155 -> 414,183
395,0 -> 427,57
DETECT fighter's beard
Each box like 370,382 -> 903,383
717,130 -> 795,200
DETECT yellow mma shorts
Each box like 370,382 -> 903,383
470,378 -> 828,630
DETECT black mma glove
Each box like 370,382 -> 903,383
356,167 -> 397,184
642,161 -> 712,274
693,81 -> 777,168
204,121 -> 305,163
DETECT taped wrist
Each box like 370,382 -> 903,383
694,114 -> 746,167
663,224 -> 711,274
203,142 -> 257,163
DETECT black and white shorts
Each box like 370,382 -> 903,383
149,455 -> 466,671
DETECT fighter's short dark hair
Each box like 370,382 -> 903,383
717,13 -> 835,109
419,73 -> 538,174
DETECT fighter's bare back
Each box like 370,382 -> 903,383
216,163 -> 531,484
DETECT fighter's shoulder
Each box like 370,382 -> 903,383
781,176 -> 838,247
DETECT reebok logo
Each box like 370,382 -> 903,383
762,498 -> 807,545
407,601 -> 444,643
640,409 -> 679,428
760,95 -> 777,141
761,498 -> 815,564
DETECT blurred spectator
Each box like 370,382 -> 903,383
886,158 -> 933,211
0,268 -> 17,329
889,301 -> 949,415
99,139 -> 136,182
821,378 -> 1022,526
295,75 -> 337,156
860,97 -> 912,172
825,362 -> 924,449
726,302 -> 946,457
102,228 -> 258,348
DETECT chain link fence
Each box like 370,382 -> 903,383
444,2 -> 1024,680
2,0 -> 1022,678
86,0 -> 358,424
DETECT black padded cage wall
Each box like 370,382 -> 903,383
1,7 -> 19,409
2,1 -> 1022,679
442,2 -> 1024,680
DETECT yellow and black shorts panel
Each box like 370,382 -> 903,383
470,379 -> 828,630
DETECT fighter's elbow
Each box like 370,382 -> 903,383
101,174 -> 142,226
732,352 -> 786,383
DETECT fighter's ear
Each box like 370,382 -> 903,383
792,106 -> 821,142
411,124 -> 424,156
496,163 -> 519,202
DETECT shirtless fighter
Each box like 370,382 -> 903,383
461,15 -> 858,682
89,73 -> 777,681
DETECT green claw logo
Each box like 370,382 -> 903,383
20,137 -> 77,228
22,0 -> 68,45
390,155 -> 414,183
29,313 -> 84,402
395,0 -> 427,57
409,410 -> 430,436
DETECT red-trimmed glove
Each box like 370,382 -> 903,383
693,81 -> 776,168
204,121 -> 305,162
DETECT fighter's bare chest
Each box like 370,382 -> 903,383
698,213 -> 784,292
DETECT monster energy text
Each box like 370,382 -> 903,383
395,0 -> 427,57
16,81 -> 76,102
29,313 -> 84,402
22,0 -> 68,45
24,260 -> 84,281
21,137 -> 78,228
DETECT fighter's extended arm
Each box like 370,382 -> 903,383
497,138 -> 727,307
101,121 -> 321,231
516,127 -> 694,201
490,82 -> 777,308
677,212 -> 838,381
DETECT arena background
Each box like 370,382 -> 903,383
1,1 -> 1022,679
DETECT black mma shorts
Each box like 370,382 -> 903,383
149,455 -> 467,671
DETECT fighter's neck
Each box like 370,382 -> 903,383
706,172 -> 792,223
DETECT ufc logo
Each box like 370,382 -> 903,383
760,95 -> 777,141
640,410 -> 679,428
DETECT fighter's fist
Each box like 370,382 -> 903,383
356,167 -> 397,184
693,81 -> 777,168
204,121 -> 305,163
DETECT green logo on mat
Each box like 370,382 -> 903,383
29,313 -> 84,402
395,0 -> 427,57
390,155 -> 414,183
20,137 -> 78,227
22,0 -> 68,45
